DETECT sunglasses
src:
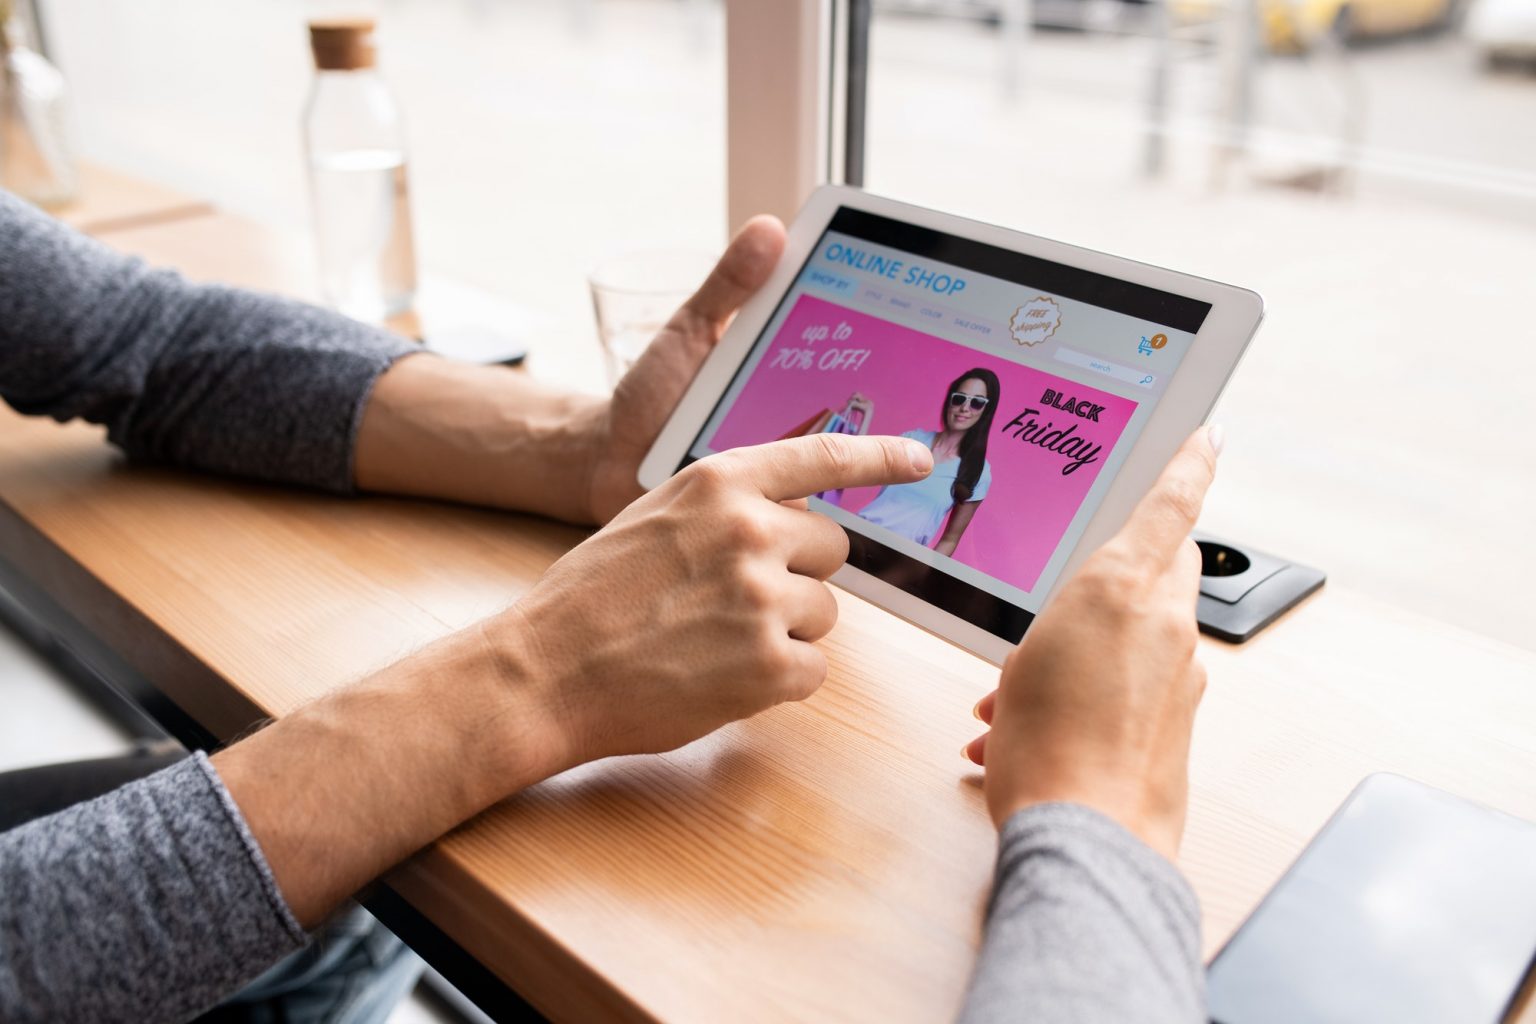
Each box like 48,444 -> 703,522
949,393 -> 990,411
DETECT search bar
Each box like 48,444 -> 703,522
1054,347 -> 1156,388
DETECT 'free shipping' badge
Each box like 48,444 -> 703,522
1010,296 -> 1061,347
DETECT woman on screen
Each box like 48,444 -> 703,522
856,368 -> 998,557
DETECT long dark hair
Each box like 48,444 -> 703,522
940,368 -> 1000,505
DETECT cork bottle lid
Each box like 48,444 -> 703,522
308,18 -> 377,71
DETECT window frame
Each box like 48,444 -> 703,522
723,0 -> 869,229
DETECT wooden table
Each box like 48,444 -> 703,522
6,172 -> 1535,1022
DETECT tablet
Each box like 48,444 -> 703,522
639,186 -> 1263,665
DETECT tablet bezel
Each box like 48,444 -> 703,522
639,185 -> 1263,666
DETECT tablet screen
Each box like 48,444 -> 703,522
681,207 -> 1212,642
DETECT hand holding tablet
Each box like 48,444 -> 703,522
966,426 -> 1220,861
642,187 -> 1263,664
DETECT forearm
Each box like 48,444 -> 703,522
211,615 -> 561,927
959,803 -> 1205,1024
354,355 -> 605,525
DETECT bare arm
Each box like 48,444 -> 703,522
1,205 -> 932,1012
352,355 -> 606,525
0,185 -> 785,528
934,499 -> 981,557
210,619 -> 549,926
227,214 -> 885,926
354,216 -> 791,526
216,432 -> 932,926
0,432 -> 930,1024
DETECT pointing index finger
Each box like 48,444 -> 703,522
719,433 -> 934,503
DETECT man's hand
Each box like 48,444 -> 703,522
583,215 -> 787,523
217,431 -> 931,927
505,431 -> 932,770
962,427 -> 1221,862
354,216 -> 786,527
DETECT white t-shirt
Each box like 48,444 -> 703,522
857,429 -> 992,547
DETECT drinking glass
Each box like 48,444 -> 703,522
588,249 -> 715,388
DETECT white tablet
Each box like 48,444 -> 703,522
640,186 -> 1263,665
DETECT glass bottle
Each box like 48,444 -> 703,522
303,18 -> 417,325
0,0 -> 79,208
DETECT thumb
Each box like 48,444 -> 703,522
1116,426 -> 1219,566
676,215 -> 786,341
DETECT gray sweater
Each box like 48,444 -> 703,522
0,190 -> 1204,1023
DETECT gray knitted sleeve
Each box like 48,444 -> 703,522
0,188 -> 418,491
0,754 -> 307,1024
958,803 -> 1205,1024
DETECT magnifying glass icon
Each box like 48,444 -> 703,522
1138,374 -> 1154,386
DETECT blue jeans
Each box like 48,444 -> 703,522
202,904 -> 426,1024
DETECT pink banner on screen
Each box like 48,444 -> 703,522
710,294 -> 1138,593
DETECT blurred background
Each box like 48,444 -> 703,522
1,3 -> 1532,1017
17,0 -> 1536,646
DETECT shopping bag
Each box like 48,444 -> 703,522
776,408 -> 836,442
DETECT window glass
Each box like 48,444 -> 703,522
40,0 -> 726,330
864,3 -> 1536,647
